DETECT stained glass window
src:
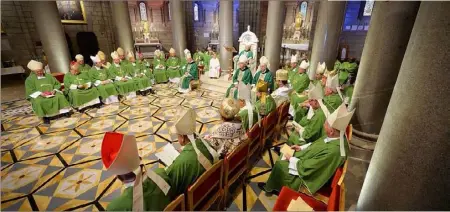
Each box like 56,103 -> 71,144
300,1 -> 307,20
363,0 -> 374,16
194,3 -> 199,21
139,2 -> 147,21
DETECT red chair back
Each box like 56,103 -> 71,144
187,160 -> 224,211
247,124 -> 262,155
225,141 -> 249,179
262,111 -> 278,146
277,102 -> 290,125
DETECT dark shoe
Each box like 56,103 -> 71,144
64,112 -> 71,118
257,182 -> 268,192
149,89 -> 156,94
43,117 -> 50,124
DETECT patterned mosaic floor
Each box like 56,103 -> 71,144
1,83 -> 287,211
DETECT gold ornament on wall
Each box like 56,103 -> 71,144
56,1 -> 87,24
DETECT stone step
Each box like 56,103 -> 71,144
199,73 -> 231,94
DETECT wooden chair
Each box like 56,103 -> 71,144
164,194 -> 185,211
273,102 -> 290,146
247,123 -> 262,162
186,160 -> 224,211
261,110 -> 279,149
222,141 -> 250,208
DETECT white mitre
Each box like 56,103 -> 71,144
238,83 -> 251,101
238,54 -> 248,64
171,107 -> 197,135
27,60 -> 43,71
111,51 -> 119,60
299,60 -> 310,69
316,62 -> 326,74
259,56 -> 269,65
290,55 -> 298,63
326,74 -> 339,90
327,103 -> 355,156
308,83 -> 324,100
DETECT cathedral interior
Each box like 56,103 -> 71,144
1,0 -> 449,211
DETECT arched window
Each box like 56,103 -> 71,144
300,1 -> 308,21
363,0 -> 374,16
139,2 -> 148,21
194,2 -> 199,21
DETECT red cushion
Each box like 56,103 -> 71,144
273,186 -> 327,211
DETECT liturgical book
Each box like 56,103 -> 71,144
155,143 -> 180,166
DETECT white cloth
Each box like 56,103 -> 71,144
103,95 -> 119,105
77,98 -> 100,110
114,76 -> 123,81
70,84 -> 78,90
287,142 -> 312,175
125,92 -> 137,100
209,58 -> 220,78
30,91 -> 42,99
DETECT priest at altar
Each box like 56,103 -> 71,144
177,52 -> 199,94
25,60 -> 71,124
108,51 -> 138,100
63,61 -> 101,110
287,83 -> 326,146
88,55 -> 119,105
204,98 -> 244,157
258,103 -> 354,195
225,55 -> 252,99
271,69 -> 292,107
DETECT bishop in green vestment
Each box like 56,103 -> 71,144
260,122 -> 349,194
166,108 -> 220,196
124,52 -> 153,94
75,54 -> 91,73
88,55 -> 119,105
254,80 -> 276,116
137,52 -> 155,84
64,62 -> 100,109
153,50 -> 169,83
117,47 -> 130,66
226,55 -> 253,99
193,48 -> 204,67
178,53 -> 199,93
101,132 -> 173,211
25,60 -> 71,122
235,83 -> 259,132
252,56 -> 274,93
166,48 -> 182,80
203,49 -> 212,72
109,51 -> 138,99
233,45 -> 254,71
287,55 -> 298,83
323,87 -> 343,114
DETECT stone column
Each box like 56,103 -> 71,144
349,2 -> 420,141
309,1 -> 346,79
111,1 -> 134,53
264,0 -> 284,74
170,0 -> 187,58
32,1 -> 70,73
357,2 -> 450,210
219,0 -> 234,71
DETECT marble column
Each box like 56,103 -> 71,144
264,0 -> 284,74
349,2 -> 420,141
309,1 -> 346,79
170,0 -> 187,58
111,1 -> 134,53
32,1 -> 70,73
219,0 -> 233,71
357,2 -> 450,210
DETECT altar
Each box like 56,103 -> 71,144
133,21 -> 162,58
135,42 -> 162,59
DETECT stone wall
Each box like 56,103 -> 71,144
1,1 -> 116,68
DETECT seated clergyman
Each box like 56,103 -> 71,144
226,55 -> 252,99
88,54 -> 119,105
165,107 -> 220,195
166,48 -> 182,82
323,74 -> 343,114
252,56 -> 274,93
271,69 -> 292,107
254,80 -> 277,117
124,52 -> 153,96
101,132 -> 173,211
153,50 -> 168,83
236,83 -> 259,132
75,54 -> 91,73
258,103 -> 354,195
177,52 -> 199,94
63,61 -> 100,110
108,51 -> 138,100
287,83 -> 326,146
25,60 -> 71,124
204,98 -> 244,157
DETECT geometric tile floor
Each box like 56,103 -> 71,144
1,83 -> 286,211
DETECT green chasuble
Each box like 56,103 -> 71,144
63,72 -> 100,108
237,106 -> 259,132
253,69 -> 275,92
239,50 -> 254,60
152,57 -> 168,83
124,62 -> 152,91
291,72 -> 309,94
288,66 -> 297,83
255,95 -> 277,116
287,108 -> 326,146
88,67 -> 118,100
344,85 -> 354,105
79,63 -> 91,73
106,168 -> 173,211
289,91 -> 308,123
193,51 -> 204,66
25,73 -> 70,118
108,64 -> 138,95
323,93 -> 343,114
166,56 -> 182,78
225,67 -> 252,99
179,61 -> 199,90
202,53 -> 211,72
265,135 -> 349,194
165,139 -> 214,196
120,59 -> 130,66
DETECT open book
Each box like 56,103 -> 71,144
155,143 -> 180,167
280,144 -> 295,161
